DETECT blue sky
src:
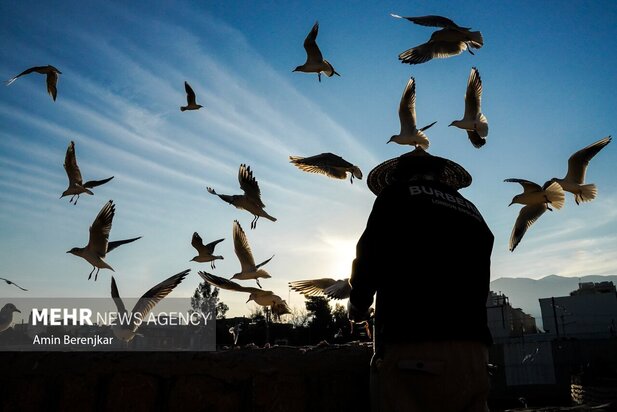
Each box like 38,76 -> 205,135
1,1 -> 616,317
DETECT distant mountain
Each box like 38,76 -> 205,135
489,275 -> 617,326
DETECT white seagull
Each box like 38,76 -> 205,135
550,136 -> 612,204
6,65 -> 62,101
231,220 -> 273,288
289,153 -> 363,183
293,21 -> 340,82
207,164 -> 277,229
0,277 -> 28,291
388,77 -> 436,149
61,141 -> 114,205
190,232 -> 224,269
198,271 -> 290,319
289,278 -> 351,300
180,81 -> 203,111
391,14 -> 483,65
449,67 -> 488,148
505,179 -> 565,251
67,200 -> 141,280
110,269 -> 190,343
0,303 -> 20,333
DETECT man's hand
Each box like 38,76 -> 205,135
348,300 -> 371,322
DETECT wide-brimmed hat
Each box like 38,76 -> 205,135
367,147 -> 472,195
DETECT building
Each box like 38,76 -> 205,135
487,291 -> 538,340
539,282 -> 617,339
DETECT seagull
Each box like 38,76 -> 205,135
229,323 -> 242,345
190,232 -> 224,269
289,153 -> 363,183
388,77 -> 436,149
198,271 -> 290,318
61,141 -> 114,205
289,278 -> 351,300
0,303 -> 20,333
293,21 -> 340,82
449,67 -> 488,148
231,220 -> 273,288
0,277 -> 28,291
505,179 -> 565,251
550,136 -> 612,205
207,164 -> 277,229
391,14 -> 483,65
67,200 -> 141,280
6,65 -> 62,101
180,81 -> 203,111
110,269 -> 190,343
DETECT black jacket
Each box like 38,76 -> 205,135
349,179 -> 494,346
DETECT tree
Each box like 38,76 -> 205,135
191,281 -> 229,321
306,296 -> 334,341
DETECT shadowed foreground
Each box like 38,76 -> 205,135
0,344 -> 372,412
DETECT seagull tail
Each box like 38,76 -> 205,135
545,182 -> 566,210
576,184 -> 597,204
467,31 -> 484,48
262,212 -> 277,222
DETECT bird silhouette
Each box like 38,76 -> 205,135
293,21 -> 340,82
6,65 -> 62,101
61,141 -> 114,205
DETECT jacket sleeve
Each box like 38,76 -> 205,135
348,192 -> 388,318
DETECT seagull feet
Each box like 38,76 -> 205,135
318,73 -> 322,83
210,261 -> 216,270
250,216 -> 259,229
94,268 -> 100,281
88,266 -> 95,280
256,279 -> 262,289
467,46 -> 475,55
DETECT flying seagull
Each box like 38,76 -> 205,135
6,65 -> 62,101
388,77 -> 436,149
67,200 -> 141,280
289,153 -> 362,183
198,271 -> 290,319
550,136 -> 612,204
180,81 -> 203,111
110,269 -> 190,343
0,277 -> 28,291
207,164 -> 277,229
391,14 -> 483,65
449,67 -> 488,148
505,179 -> 565,251
190,232 -> 224,269
231,220 -> 273,288
289,278 -> 351,300
0,304 -> 20,333
61,141 -> 114,205
293,21 -> 340,82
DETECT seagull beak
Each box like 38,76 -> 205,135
15,309 -> 21,313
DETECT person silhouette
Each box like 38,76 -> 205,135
349,147 -> 494,412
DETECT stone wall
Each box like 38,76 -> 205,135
0,344 -> 373,412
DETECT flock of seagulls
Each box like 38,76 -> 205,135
0,11 -> 612,339
505,136 -> 611,251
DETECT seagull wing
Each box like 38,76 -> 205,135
233,220 -> 256,271
464,67 -> 482,120
107,237 -> 141,253
466,130 -> 486,148
399,77 -> 418,131
565,136 -> 612,184
130,269 -> 190,326
0,277 -> 28,291
46,70 -> 59,101
398,39 -> 465,64
84,176 -> 114,189
504,178 -> 542,193
6,66 -> 44,84
64,141 -> 84,186
191,232 -> 206,253
111,276 -> 128,315
289,153 -> 351,179
204,238 -> 225,254
238,164 -> 265,207
391,14 -> 465,29
509,204 -> 548,252
303,21 -> 324,64
185,81 -> 197,105
88,200 -> 114,256
289,278 -> 351,299
198,271 -> 262,294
